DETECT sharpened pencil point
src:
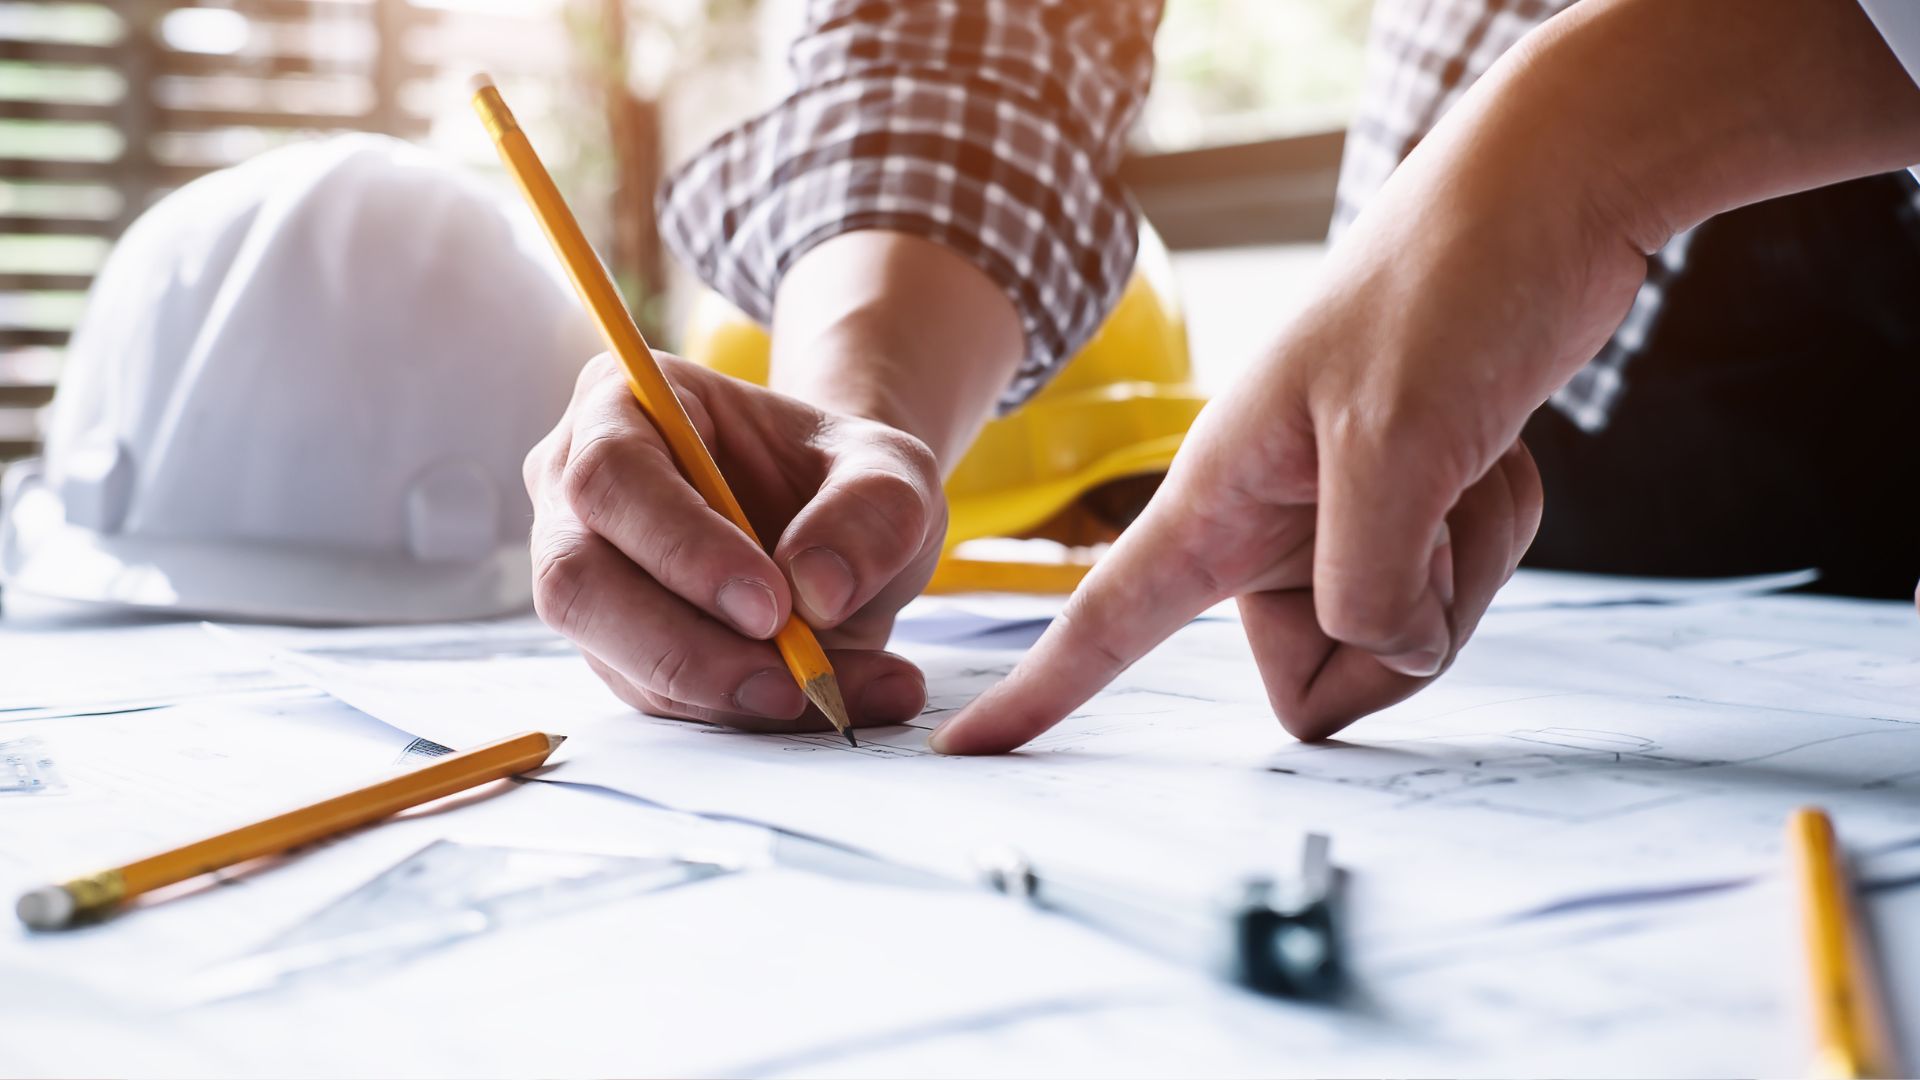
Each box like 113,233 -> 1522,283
800,674 -> 855,747
844,728 -> 859,748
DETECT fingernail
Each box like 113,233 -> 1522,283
717,578 -> 780,638
789,547 -> 855,624
858,673 -> 925,724
1380,647 -> 1446,679
928,718 -> 957,754
734,668 -> 804,718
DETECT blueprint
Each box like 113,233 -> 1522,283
1,775 -> 1194,1078
216,576 -> 1920,943
9,571 -> 1920,1075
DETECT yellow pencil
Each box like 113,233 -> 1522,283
468,74 -> 855,746
1788,806 -> 1893,1079
16,731 -> 564,930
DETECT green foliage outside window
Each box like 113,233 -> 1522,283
1143,0 -> 1374,151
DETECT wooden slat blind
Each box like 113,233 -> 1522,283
0,0 -> 573,461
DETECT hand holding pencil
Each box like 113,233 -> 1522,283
523,353 -> 940,732
475,76 -> 938,739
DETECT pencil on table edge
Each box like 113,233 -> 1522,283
15,731 -> 566,931
1788,805 -> 1891,1080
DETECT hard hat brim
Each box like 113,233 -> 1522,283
1,475 -> 532,625
945,429 -> 1188,553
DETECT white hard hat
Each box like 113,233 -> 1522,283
0,134 -> 597,622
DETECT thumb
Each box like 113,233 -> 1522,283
931,492 -> 1228,755
1312,426 -> 1458,677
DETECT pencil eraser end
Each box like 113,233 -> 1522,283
16,885 -> 75,930
467,72 -> 497,97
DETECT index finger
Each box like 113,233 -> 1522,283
561,374 -> 791,639
928,495 -> 1227,755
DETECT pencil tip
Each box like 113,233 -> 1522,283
545,733 -> 568,753
800,674 -> 856,746
844,728 -> 859,748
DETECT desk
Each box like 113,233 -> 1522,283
2,575 -> 1916,1077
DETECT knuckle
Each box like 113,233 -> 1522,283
584,655 -> 646,709
624,498 -> 733,593
642,641 -> 702,704
587,651 -> 702,721
1252,660 -> 1367,743
1503,441 -> 1545,550
655,350 -> 696,381
1261,677 -> 1308,732
880,428 -> 940,482
560,432 -> 626,522
1316,591 -> 1408,649
578,351 -> 618,389
522,433 -> 559,498
522,443 -> 543,496
1170,539 -> 1232,603
1054,596 -> 1132,682
1273,700 -> 1353,743
841,467 -> 933,545
637,687 -> 698,721
1322,395 -> 1476,494
1250,636 -> 1353,743
645,523 -> 699,588
531,535 -> 597,637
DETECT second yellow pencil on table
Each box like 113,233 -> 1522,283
468,73 -> 855,745
1788,806 -> 1893,1079
16,730 -> 564,929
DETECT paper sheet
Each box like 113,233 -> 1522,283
765,881 -> 1806,1079
217,581 -> 1920,947
888,567 -> 1820,649
1483,566 -> 1818,610
11,574 -> 1920,1075
13,795 -> 1919,1075
0,689 -> 418,892
0,770 -> 1188,1078
0,686 -> 1192,1077
0,603 -> 297,720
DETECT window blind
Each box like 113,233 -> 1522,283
0,0 -> 575,461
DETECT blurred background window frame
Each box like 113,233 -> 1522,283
1126,0 -> 1368,252
0,0 -> 1368,462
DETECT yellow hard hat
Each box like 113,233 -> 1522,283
681,223 -> 1205,592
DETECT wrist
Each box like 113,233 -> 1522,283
777,315 -> 969,454
770,230 -> 1024,470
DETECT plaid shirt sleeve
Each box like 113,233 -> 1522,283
658,0 -> 1163,411
1333,0 -> 1692,434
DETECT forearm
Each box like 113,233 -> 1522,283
770,230 -> 1023,471
1319,0 -> 1920,437
1511,0 -> 1920,255
657,1 -> 1162,467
